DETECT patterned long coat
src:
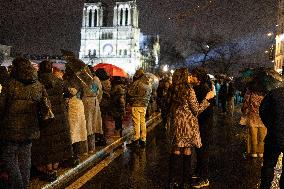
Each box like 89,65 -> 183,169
170,87 -> 210,148
65,82 -> 88,144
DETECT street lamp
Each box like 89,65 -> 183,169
267,32 -> 273,37
163,65 -> 169,72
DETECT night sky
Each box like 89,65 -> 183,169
0,0 -> 278,62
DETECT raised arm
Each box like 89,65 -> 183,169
188,87 -> 210,116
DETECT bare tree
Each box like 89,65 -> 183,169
187,34 -> 244,75
160,40 -> 186,68
189,34 -> 223,67
207,42 -> 243,75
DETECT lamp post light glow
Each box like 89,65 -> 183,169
163,65 -> 169,72
267,32 -> 273,37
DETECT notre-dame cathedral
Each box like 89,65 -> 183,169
79,0 -> 141,74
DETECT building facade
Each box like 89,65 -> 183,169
79,0 -> 141,74
275,0 -> 284,73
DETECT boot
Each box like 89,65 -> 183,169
183,155 -> 192,189
169,154 -> 183,189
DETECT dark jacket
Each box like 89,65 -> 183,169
100,79 -> 111,114
259,87 -> 284,147
110,84 -> 126,118
128,75 -> 152,107
32,73 -> 73,165
219,82 -> 228,101
227,82 -> 236,98
194,81 -> 214,142
0,79 -> 52,142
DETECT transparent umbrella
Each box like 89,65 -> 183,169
249,68 -> 284,93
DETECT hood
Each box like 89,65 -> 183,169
11,58 -> 38,84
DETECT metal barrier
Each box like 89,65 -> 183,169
42,113 -> 161,189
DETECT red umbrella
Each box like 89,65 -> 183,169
93,63 -> 128,77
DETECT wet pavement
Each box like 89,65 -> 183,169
80,106 -> 277,189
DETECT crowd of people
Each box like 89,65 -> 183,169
0,56 -> 158,189
0,55 -> 283,189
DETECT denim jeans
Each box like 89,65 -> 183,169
260,142 -> 284,189
0,141 -> 32,189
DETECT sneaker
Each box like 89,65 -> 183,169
126,140 -> 139,148
38,170 -> 57,182
251,154 -> 258,158
192,179 -> 209,188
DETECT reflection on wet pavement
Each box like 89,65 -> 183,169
81,107 -> 282,189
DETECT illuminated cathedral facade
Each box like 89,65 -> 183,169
79,0 -> 141,74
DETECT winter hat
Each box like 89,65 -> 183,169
11,57 -> 38,83
133,68 -> 145,81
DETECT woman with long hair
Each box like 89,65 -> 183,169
168,68 -> 214,188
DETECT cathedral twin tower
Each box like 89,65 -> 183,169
80,0 -> 141,74
81,1 -> 139,28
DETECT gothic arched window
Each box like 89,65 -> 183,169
125,9 -> 129,25
94,9 -> 98,27
89,10 -> 92,27
120,9 -> 123,26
